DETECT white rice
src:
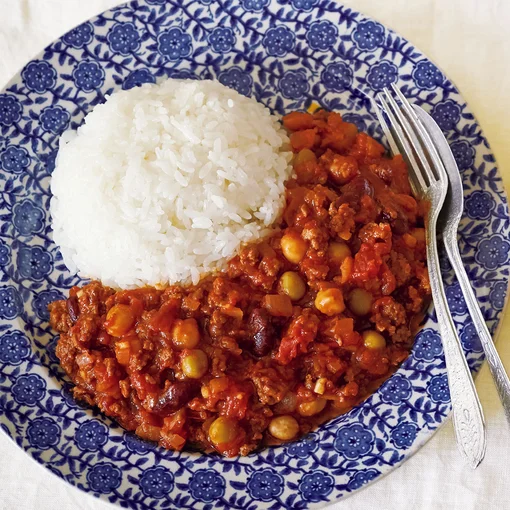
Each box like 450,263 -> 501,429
50,79 -> 293,288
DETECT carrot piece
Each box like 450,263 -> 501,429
283,111 -> 315,131
290,129 -> 318,151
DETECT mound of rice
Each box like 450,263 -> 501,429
50,79 -> 293,288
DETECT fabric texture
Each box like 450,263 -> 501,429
0,1 -> 509,509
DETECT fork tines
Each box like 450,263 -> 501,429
374,85 -> 447,198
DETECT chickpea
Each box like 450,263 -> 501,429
172,318 -> 200,350
280,271 -> 307,301
348,289 -> 373,316
298,398 -> 326,417
315,288 -> 345,316
181,349 -> 208,379
209,416 -> 239,446
281,233 -> 307,264
363,330 -> 386,349
293,148 -> 316,167
268,415 -> 300,441
105,304 -> 136,337
328,242 -> 351,264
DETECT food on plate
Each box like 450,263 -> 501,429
50,79 -> 293,288
49,90 -> 430,457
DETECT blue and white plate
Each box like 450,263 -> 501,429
0,0 -> 508,508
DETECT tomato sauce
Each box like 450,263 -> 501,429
49,110 -> 430,456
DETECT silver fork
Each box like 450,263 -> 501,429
411,101 -> 510,426
372,89 -> 486,468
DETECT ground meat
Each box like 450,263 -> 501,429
329,202 -> 356,240
48,300 -> 72,333
358,222 -> 392,245
301,220 -> 329,251
250,366 -> 289,405
389,251 -> 413,287
321,152 -> 359,185
370,297 -> 407,335
393,326 -> 412,344
228,244 -> 282,291
300,250 -> 330,283
304,185 -> 337,223
406,286 -> 424,313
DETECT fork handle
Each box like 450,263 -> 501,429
427,221 -> 486,468
443,234 -> 510,425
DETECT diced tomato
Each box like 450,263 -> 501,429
322,121 -> 358,152
389,154 -> 412,193
130,372 -> 159,401
349,132 -> 385,162
163,408 -> 187,435
262,294 -> 293,317
294,160 -> 325,184
149,299 -> 178,334
341,381 -> 359,397
356,347 -> 389,376
351,243 -> 383,283
275,313 -> 319,364
219,391 -> 250,420
284,187 -> 307,226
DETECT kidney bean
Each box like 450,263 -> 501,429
248,308 -> 275,357
153,381 -> 199,416
67,296 -> 79,323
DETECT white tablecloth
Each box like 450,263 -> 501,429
1,1 -> 510,509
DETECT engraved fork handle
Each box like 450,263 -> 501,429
443,233 -> 510,426
427,218 -> 487,468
